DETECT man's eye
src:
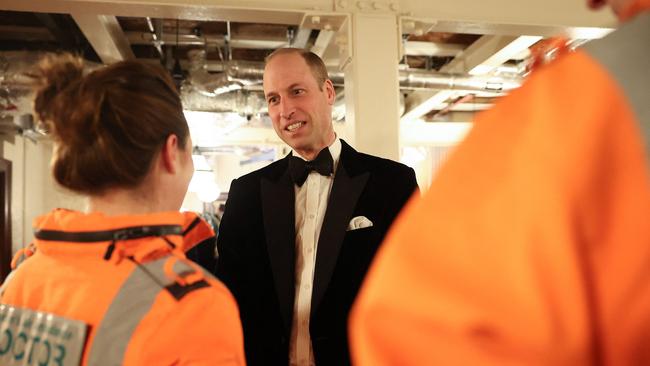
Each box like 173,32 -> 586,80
292,89 -> 305,95
268,97 -> 278,104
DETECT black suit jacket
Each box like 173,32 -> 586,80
217,140 -> 418,365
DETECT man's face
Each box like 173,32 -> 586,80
263,52 -> 336,159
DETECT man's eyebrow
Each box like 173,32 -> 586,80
265,83 -> 305,99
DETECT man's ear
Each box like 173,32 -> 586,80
324,79 -> 336,105
161,134 -> 179,174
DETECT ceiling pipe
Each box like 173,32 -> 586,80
396,69 -> 521,92
188,61 -> 522,94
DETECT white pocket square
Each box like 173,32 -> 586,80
346,216 -> 373,231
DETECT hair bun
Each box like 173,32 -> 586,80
32,53 -> 85,141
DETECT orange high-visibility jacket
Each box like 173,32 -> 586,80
1,208 -> 246,365
350,3 -> 650,366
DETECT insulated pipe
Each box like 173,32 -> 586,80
396,70 -> 522,92
193,62 -> 522,94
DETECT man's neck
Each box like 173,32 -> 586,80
294,133 -> 337,161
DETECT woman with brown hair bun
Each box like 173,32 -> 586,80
0,54 -> 245,366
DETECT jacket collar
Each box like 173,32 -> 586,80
33,209 -> 212,258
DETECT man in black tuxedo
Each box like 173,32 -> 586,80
217,48 -> 418,366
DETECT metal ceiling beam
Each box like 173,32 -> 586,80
403,41 -> 464,57
442,35 -> 539,74
71,14 -> 134,64
401,35 -> 540,123
311,29 -> 334,58
423,20 -> 613,39
291,28 -> 311,49
0,1 -> 305,25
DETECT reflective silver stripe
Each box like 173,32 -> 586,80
87,257 -> 205,366
583,12 -> 650,163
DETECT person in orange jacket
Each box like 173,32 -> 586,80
0,54 -> 245,365
350,0 -> 650,365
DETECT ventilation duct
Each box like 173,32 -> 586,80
0,51 -> 41,90
180,85 -> 265,115
0,52 -> 42,130
187,49 -> 264,97
186,59 -> 522,95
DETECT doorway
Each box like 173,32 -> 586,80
0,158 -> 11,282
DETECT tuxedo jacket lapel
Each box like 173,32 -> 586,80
311,142 -> 369,316
261,158 -> 295,332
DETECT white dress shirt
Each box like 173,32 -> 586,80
289,138 -> 341,366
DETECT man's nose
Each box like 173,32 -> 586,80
279,100 -> 295,120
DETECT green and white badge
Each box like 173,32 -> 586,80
0,304 -> 87,366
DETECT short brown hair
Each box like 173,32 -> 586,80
32,53 -> 189,195
265,48 -> 329,90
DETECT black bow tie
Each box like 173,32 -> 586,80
289,148 -> 334,187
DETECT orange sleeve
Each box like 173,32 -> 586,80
350,52 -> 650,366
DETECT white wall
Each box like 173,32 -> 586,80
1,137 -> 84,255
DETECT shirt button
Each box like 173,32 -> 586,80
306,247 -> 313,254
308,214 -> 315,219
